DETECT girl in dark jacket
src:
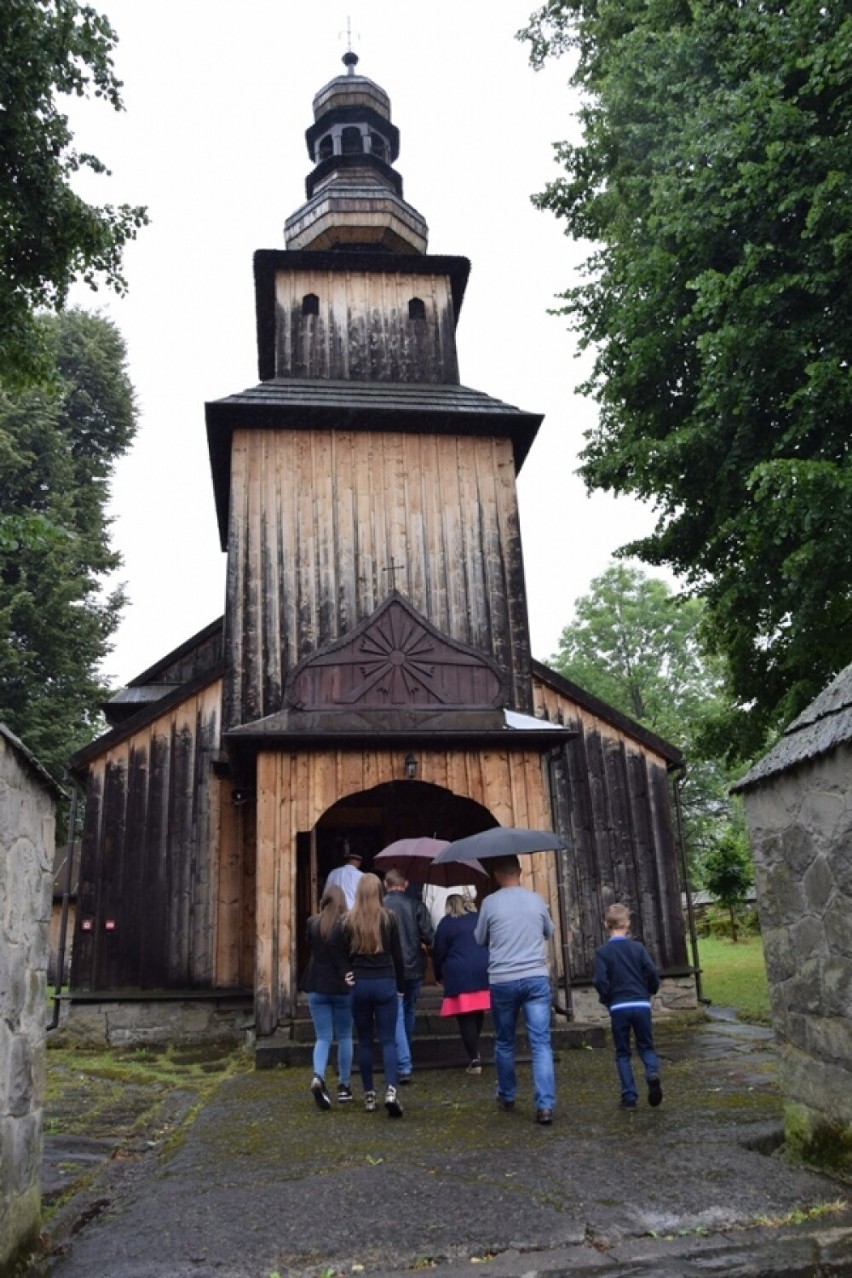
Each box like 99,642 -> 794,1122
303,884 -> 353,1110
432,894 -> 490,1074
343,873 -> 406,1117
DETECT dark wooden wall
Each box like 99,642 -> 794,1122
535,678 -> 688,980
273,267 -> 459,383
224,428 -> 532,730
71,681 -> 254,993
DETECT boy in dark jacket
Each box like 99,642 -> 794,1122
594,903 -> 663,1110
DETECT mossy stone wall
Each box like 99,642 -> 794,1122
0,732 -> 57,1274
742,743 -> 852,1174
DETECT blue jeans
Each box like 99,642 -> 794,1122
610,1006 -> 659,1104
394,977 -> 422,1075
351,977 -> 400,1092
307,992 -> 353,1084
489,976 -> 555,1111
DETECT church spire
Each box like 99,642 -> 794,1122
284,53 -> 428,254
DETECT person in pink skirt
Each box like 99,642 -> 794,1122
432,893 -> 490,1073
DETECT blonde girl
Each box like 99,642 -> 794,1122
344,873 -> 406,1117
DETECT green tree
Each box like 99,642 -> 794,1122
0,0 -> 147,389
703,825 -> 754,943
0,308 -> 137,779
519,0 -> 852,760
550,563 -> 732,879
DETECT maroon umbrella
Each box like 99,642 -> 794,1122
374,837 -> 488,888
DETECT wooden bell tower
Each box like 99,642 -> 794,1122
207,51 -> 544,733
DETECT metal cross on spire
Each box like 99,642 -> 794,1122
339,16 -> 361,73
339,16 -> 360,53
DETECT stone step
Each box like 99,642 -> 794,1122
255,1020 -> 605,1070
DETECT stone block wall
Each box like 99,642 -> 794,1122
570,974 -> 698,1025
741,743 -> 852,1172
0,731 -> 59,1274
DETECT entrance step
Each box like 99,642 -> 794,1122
255,1018 -> 605,1070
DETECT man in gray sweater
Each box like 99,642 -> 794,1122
474,854 -> 556,1125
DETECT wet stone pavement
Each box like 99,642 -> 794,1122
32,1013 -> 852,1278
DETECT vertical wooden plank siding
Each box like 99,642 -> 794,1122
254,747 -> 558,1030
533,678 -> 688,978
273,268 -> 459,383
224,429 -> 532,731
71,681 -> 252,993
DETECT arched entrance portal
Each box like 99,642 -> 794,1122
295,781 -> 495,984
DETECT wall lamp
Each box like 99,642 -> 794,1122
404,753 -> 418,780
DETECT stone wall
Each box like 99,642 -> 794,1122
741,742 -> 852,1172
570,974 -> 698,1025
49,996 -> 253,1048
0,729 -> 60,1275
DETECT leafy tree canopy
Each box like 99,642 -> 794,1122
702,823 -> 754,942
0,308 -> 137,779
520,0 -> 852,760
0,0 -> 148,389
549,562 -> 735,880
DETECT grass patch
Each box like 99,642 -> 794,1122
697,933 -> 770,1021
43,1041 -> 252,1140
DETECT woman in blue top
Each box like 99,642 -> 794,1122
432,894 -> 490,1074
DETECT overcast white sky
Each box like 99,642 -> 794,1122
66,0 -> 662,689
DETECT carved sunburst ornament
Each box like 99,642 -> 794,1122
345,610 -> 450,704
286,593 -> 505,711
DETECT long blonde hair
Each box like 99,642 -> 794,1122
345,872 -> 390,954
315,884 -> 346,939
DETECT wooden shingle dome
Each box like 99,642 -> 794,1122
284,52 -> 428,253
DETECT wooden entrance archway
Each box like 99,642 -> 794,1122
254,746 -> 557,1034
294,780 -> 496,984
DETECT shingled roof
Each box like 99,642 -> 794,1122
733,663 -> 852,792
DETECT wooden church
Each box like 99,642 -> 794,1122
67,54 -> 695,1044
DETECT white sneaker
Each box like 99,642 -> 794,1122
364,1090 -> 377,1112
310,1076 -> 331,1111
384,1085 -> 404,1118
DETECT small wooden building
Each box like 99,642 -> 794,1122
67,55 -> 695,1042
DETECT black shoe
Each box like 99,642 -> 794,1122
466,1059 -> 482,1075
620,1098 -> 637,1110
398,1073 -> 413,1086
337,1083 -> 353,1103
310,1075 -> 332,1111
496,1095 -> 515,1111
648,1076 -> 663,1108
535,1108 -> 553,1125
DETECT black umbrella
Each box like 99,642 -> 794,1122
433,825 -> 569,864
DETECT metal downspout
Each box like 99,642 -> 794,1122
48,780 -> 78,1032
548,747 -> 574,1020
672,766 -> 705,1003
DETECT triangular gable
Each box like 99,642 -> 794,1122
286,592 -> 506,711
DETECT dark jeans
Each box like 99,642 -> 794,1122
610,1005 -> 660,1104
351,977 -> 399,1092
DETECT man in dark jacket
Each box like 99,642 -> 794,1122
384,868 -> 434,1083
594,902 -> 663,1110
